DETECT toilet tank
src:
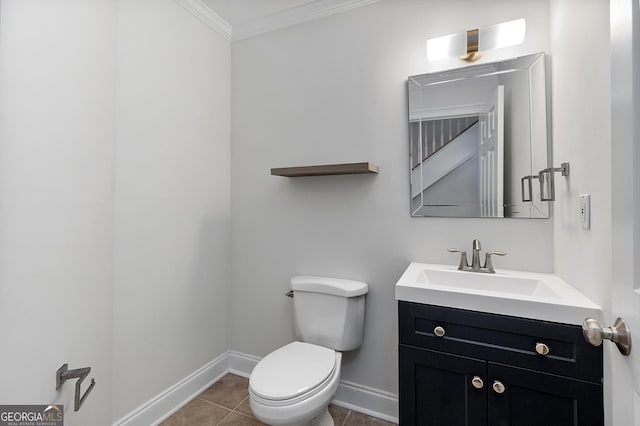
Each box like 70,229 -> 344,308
291,276 -> 368,352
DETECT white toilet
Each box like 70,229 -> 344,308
249,275 -> 368,426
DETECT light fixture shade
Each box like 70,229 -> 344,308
426,31 -> 467,62
479,18 -> 526,51
426,18 -> 526,62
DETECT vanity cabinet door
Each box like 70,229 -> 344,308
399,345 -> 487,426
398,303 -> 604,425
487,363 -> 604,426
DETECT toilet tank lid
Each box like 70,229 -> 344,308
291,276 -> 368,297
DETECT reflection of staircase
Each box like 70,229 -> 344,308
422,116 -> 478,160
411,121 -> 480,198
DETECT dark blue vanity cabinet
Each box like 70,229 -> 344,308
398,301 -> 604,426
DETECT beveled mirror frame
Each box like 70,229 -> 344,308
408,53 -> 550,218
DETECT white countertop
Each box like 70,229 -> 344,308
395,262 -> 602,325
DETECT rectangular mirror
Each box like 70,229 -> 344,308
408,53 -> 549,218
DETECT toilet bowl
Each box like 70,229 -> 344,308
248,276 -> 368,426
249,342 -> 342,426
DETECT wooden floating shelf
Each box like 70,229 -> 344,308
271,162 -> 379,177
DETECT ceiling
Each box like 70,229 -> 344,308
200,0 -> 320,27
196,0 -> 382,41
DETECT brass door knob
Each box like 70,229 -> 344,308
535,342 -> 550,356
492,380 -> 506,394
433,326 -> 445,337
471,376 -> 484,389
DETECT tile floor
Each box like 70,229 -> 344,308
161,373 -> 397,426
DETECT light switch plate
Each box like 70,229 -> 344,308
579,194 -> 591,230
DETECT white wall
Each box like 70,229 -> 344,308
230,0 -> 553,396
549,0 -> 612,423
0,1 -> 116,425
0,1 -> 231,424
550,0 -> 611,311
112,0 -> 231,421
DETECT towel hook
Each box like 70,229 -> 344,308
56,364 -> 96,412
539,162 -> 570,201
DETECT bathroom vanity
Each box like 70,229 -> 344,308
396,263 -> 604,426
398,302 -> 603,425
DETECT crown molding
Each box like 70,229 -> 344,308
231,0 -> 383,42
174,0 -> 232,41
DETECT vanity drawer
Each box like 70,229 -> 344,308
398,301 -> 603,383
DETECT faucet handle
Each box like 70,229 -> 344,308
447,248 -> 469,270
484,251 -> 507,273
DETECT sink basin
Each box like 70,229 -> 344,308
396,263 -> 601,325
417,269 -> 562,299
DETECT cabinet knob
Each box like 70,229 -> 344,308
535,342 -> 550,356
492,380 -> 506,394
471,376 -> 484,389
433,326 -> 446,337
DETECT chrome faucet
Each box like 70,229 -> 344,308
447,239 -> 506,273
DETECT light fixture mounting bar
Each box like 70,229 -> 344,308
461,28 -> 481,62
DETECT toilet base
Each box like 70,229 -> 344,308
278,407 -> 333,426
310,408 -> 333,426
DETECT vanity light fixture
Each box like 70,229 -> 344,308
427,18 -> 526,62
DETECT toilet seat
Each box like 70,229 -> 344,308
250,341 -> 337,405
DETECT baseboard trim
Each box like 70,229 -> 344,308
112,350 -> 399,425
333,380 -> 399,423
226,350 -> 260,378
112,351 -> 230,426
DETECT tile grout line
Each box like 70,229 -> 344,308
229,395 -> 259,421
216,408 -> 234,426
191,397 -> 234,425
231,411 -> 257,421
342,410 -> 352,426
231,395 -> 249,411
196,386 -> 255,423
195,394 -> 252,424
195,396 -> 233,411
